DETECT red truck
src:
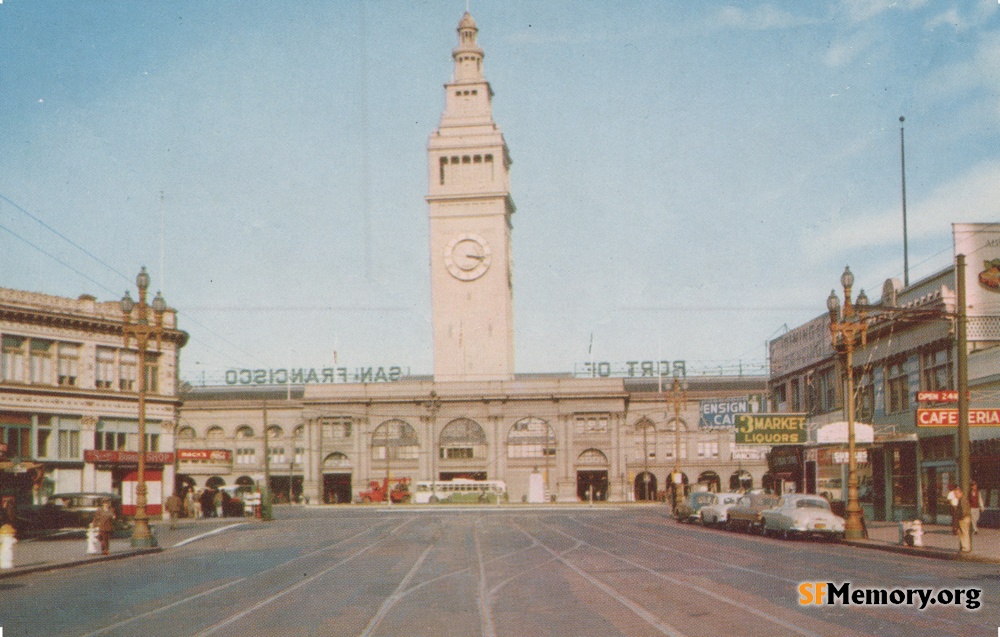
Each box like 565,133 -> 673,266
358,478 -> 411,504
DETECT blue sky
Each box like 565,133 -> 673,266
1,1 -> 998,382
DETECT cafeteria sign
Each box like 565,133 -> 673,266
735,414 -> 807,445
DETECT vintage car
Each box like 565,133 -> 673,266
760,494 -> 845,540
14,492 -> 130,538
673,491 -> 717,523
698,492 -> 743,527
726,493 -> 780,533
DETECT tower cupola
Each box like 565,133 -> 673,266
453,12 -> 484,82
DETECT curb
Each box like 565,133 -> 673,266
0,547 -> 162,580
842,540 -> 1000,564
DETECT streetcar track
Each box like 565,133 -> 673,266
537,519 -> 821,637
75,519 -> 402,637
357,544 -> 435,637
190,518 -> 414,637
514,522 -> 689,637
563,514 -> 993,635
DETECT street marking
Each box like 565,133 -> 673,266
358,544 -> 434,637
473,521 -> 497,637
542,521 -> 820,637
172,523 -> 246,548
515,523 -> 688,637
77,579 -> 247,637
192,519 -> 412,637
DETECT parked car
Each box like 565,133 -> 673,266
15,492 -> 129,538
726,493 -> 780,534
760,494 -> 845,540
698,492 -> 743,527
673,491 -> 717,523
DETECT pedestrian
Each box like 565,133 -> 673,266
92,498 -> 115,556
200,488 -> 216,518
214,489 -> 224,518
969,481 -> 984,534
165,491 -> 184,530
184,489 -> 196,519
947,483 -> 960,535
952,485 -> 972,553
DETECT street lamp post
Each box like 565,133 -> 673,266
120,266 -> 168,548
827,266 -> 870,540
670,376 -> 689,511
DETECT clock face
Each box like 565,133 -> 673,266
444,233 -> 492,281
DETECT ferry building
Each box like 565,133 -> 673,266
176,13 -> 768,504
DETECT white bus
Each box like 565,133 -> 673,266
412,479 -> 507,504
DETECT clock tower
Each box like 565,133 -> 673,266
427,13 -> 515,382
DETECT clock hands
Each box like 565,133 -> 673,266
464,253 -> 485,261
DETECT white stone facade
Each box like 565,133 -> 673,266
0,286 -> 187,513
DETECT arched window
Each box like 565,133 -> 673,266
293,424 -> 305,439
206,426 -> 225,440
176,426 -> 196,440
266,425 -> 283,438
577,448 -> 609,466
507,417 -> 555,458
439,418 -> 487,460
324,452 -> 351,470
371,420 -> 419,461
633,418 -> 656,462
235,425 -> 254,439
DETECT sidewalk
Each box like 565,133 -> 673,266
843,520 -> 1000,564
0,517 -> 257,579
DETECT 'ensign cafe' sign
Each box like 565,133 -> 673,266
735,414 -> 807,445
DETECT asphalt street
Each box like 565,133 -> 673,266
0,506 -> 997,637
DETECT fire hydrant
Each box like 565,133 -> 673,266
908,519 -> 924,547
86,523 -> 101,555
0,523 -> 16,569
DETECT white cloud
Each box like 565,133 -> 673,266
839,0 -> 928,23
823,29 -> 877,67
799,159 -> 1000,259
925,8 -> 968,32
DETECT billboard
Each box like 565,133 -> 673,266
954,223 -> 1000,341
735,413 -> 807,445
699,396 -> 761,430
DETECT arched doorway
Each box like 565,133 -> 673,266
698,471 -> 721,493
323,452 -> 352,504
634,471 -> 658,501
206,476 -> 226,489
730,470 -> 753,492
576,448 -> 609,501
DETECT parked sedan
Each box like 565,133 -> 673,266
726,493 -> 779,533
698,492 -> 743,527
760,494 -> 845,540
673,491 -> 717,523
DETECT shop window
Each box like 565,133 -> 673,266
1,425 -> 31,458
921,346 -> 953,392
791,378 -> 802,412
96,347 -> 116,389
30,339 -> 54,384
95,431 -> 127,451
144,355 -> 160,394
574,414 -> 609,434
58,430 -> 80,460
119,351 -> 137,391
36,428 -> 52,458
1,335 -> 27,382
886,360 -> 909,414
57,343 -> 79,386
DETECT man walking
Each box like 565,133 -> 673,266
952,485 -> 972,553
165,491 -> 184,530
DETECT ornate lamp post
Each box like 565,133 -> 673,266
120,266 -> 167,548
826,266 -> 870,540
670,376 -> 689,511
